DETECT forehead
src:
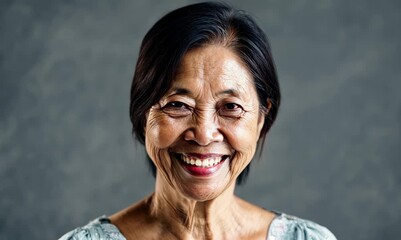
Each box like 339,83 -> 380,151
172,45 -> 254,93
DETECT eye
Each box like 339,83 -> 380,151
219,102 -> 244,118
166,101 -> 185,108
225,103 -> 239,110
161,101 -> 192,117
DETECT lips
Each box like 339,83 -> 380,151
175,153 -> 229,176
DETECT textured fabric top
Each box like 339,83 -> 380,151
266,213 -> 336,240
59,212 -> 336,240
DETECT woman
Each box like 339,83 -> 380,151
60,2 -> 336,239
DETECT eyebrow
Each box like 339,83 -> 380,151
169,88 -> 240,97
170,88 -> 191,95
218,89 -> 239,97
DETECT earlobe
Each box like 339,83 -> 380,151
266,98 -> 272,114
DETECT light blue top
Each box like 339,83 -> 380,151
59,212 -> 336,240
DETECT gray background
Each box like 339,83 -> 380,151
1,0 -> 400,239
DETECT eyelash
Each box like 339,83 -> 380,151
219,102 -> 244,117
166,101 -> 186,108
161,101 -> 244,118
161,101 -> 192,117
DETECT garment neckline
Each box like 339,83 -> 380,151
98,211 -> 283,239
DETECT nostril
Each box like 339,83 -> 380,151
187,140 -> 200,145
183,122 -> 223,146
183,128 -> 196,141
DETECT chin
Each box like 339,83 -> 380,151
177,181 -> 230,202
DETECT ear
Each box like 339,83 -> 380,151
257,99 -> 272,136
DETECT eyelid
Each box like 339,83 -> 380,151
219,99 -> 244,109
161,95 -> 194,106
166,101 -> 185,107
160,100 -> 193,117
224,102 -> 242,109
162,100 -> 191,109
218,101 -> 245,118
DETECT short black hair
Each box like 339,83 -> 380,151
130,2 -> 280,185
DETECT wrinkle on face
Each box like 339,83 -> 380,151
145,45 -> 265,201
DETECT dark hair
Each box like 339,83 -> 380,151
130,2 -> 280,185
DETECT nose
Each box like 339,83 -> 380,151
184,113 -> 224,146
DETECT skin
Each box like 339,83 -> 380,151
110,45 -> 276,239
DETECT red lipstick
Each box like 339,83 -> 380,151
178,153 -> 227,177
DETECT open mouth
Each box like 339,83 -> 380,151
180,154 -> 228,167
174,153 -> 230,176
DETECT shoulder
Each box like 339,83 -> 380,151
268,213 -> 337,240
59,216 -> 126,240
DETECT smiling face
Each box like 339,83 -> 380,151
145,45 -> 265,201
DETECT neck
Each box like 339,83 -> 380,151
149,173 -> 243,239
109,173 -> 275,240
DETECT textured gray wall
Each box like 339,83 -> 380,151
1,0 -> 400,239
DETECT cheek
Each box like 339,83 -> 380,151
222,116 -> 260,173
145,113 -> 185,178
224,116 -> 260,152
145,113 -> 186,149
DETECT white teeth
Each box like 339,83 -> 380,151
180,154 -> 225,168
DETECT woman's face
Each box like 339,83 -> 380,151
145,45 -> 264,201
